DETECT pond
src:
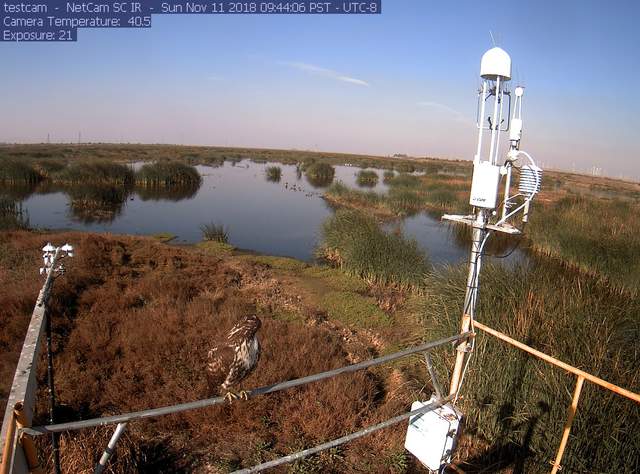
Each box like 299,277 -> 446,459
3,160 -> 524,266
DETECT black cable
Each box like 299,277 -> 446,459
488,236 -> 524,259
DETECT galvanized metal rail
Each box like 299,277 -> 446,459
231,394 -> 455,474
24,332 -> 469,435
12,332 -> 467,474
0,247 -> 61,474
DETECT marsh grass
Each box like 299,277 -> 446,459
320,290 -> 391,329
383,170 -> 395,184
135,161 -> 201,187
304,162 -> 335,187
65,185 -> 130,224
394,162 -> 416,173
388,188 -> 423,215
265,166 -> 282,182
356,170 -> 379,187
0,159 -> 42,184
0,197 -> 29,230
324,183 -> 389,216
318,209 -> 429,289
57,160 -> 134,186
419,260 -> 640,472
34,159 -> 66,178
529,195 -> 640,290
200,222 -> 229,243
326,172 -> 468,217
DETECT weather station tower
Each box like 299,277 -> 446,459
445,46 -> 542,398
405,46 -> 542,472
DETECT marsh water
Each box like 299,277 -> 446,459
3,160 -> 524,266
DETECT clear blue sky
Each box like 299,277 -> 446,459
2,0 -> 639,179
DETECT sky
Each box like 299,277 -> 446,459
1,0 -> 639,179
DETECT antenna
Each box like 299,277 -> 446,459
443,46 -> 542,399
489,30 -> 496,46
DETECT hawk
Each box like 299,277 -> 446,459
207,314 -> 262,401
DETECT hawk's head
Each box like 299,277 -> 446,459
227,314 -> 261,342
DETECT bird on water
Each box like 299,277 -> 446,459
206,314 -> 262,402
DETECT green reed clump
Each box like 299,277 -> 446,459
265,166 -> 282,182
318,210 -> 428,289
529,195 -> 640,290
65,185 -> 130,224
305,162 -> 335,187
356,170 -> 379,187
57,160 -> 134,186
0,159 -> 42,184
135,161 -> 201,187
200,222 -> 229,243
418,260 -> 640,472
388,188 -> 423,215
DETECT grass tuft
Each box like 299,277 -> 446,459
265,166 -> 282,182
305,162 -> 335,187
135,161 -> 201,187
57,160 -> 134,185
530,195 -> 640,290
200,222 -> 229,243
317,209 -> 428,289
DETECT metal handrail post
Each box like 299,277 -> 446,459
551,376 -> 585,474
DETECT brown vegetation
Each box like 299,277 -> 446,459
1,231 -> 422,473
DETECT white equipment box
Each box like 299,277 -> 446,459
405,396 -> 462,471
469,161 -> 501,209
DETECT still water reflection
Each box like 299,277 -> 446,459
4,160 -> 523,266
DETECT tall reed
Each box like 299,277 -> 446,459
318,209 -> 428,289
56,160 -> 134,186
135,161 -> 201,187
418,259 -> 640,472
0,159 -> 42,184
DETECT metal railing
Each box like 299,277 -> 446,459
0,247 -> 62,474
1,301 -> 469,474
471,319 -> 640,474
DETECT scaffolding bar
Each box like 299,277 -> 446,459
23,332 -> 470,436
231,395 -> 455,474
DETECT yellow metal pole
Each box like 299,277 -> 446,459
550,375 -> 585,474
449,314 -> 472,396
472,320 -> 640,403
0,412 -> 16,474
14,403 -> 43,474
